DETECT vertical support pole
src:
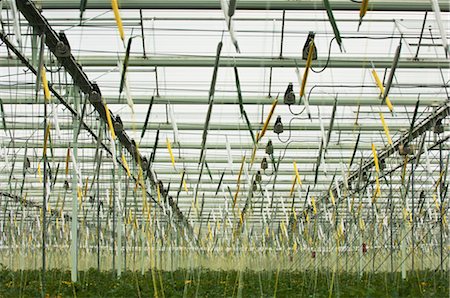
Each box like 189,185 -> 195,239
358,223 -> 362,277
389,172 -> 394,276
401,225 -> 406,279
117,145 -> 123,277
71,87 -> 79,283
97,152 -> 101,271
141,229 -> 145,275
96,124 -> 103,271
279,10 -> 286,58
124,178 -> 128,272
112,160 -> 116,274
439,141 -> 444,271
411,161 -> 415,271
42,59 -> 48,298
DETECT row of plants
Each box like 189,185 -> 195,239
0,266 -> 448,297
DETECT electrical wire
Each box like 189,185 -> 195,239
311,37 -> 335,73
288,105 -> 306,116
277,116 -> 305,144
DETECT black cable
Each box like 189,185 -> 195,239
311,37 -> 335,73
288,104 -> 306,116
277,115 -> 305,143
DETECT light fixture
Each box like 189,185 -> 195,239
284,82 -> 295,105
379,159 -> 386,171
113,115 -> 124,135
261,157 -> 268,170
265,140 -> 273,155
399,143 -> 412,156
255,170 -> 262,183
434,119 -> 444,134
273,116 -> 284,134
302,32 -> 317,60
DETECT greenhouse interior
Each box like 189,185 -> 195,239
0,0 -> 449,296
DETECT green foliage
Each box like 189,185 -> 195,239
0,268 -> 447,297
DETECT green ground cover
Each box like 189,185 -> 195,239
0,268 -> 448,297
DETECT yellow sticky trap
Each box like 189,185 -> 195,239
281,221 -> 287,238
257,99 -> 278,142
359,217 -> 365,231
104,102 -> 116,140
311,196 -> 317,215
43,123 -> 51,157
434,170 -> 445,193
371,69 -> 394,112
166,137 -> 176,168
156,184 -> 161,203
41,66 -> 51,102
372,143 -> 379,173
111,0 -> 125,41
182,176 -> 188,193
84,177 -> 89,197
37,163 -> 42,183
289,175 -> 297,197
77,186 -> 83,201
402,208 -> 408,221
121,153 -> 131,177
329,188 -> 336,206
379,113 -> 393,145
360,0 -> 369,18
433,193 -> 440,210
300,41 -> 315,97
293,161 -> 302,186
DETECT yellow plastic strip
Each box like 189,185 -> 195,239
43,123 -> 51,157
311,197 -> 317,215
289,175 -> 297,197
111,0 -> 125,41
166,137 -> 176,168
236,156 -> 245,185
360,0 -> 369,18
359,217 -> 365,231
371,69 -> 394,112
38,163 -> 42,184
379,112 -> 393,145
156,184 -> 161,204
121,153 -> 131,177
300,41 -> 314,97
293,161 -> 303,186
41,66 -> 51,102
104,102 -> 116,140
182,176 -> 189,193
257,99 -> 278,142
434,170 -> 445,193
372,143 -> 379,173
329,188 -> 335,206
